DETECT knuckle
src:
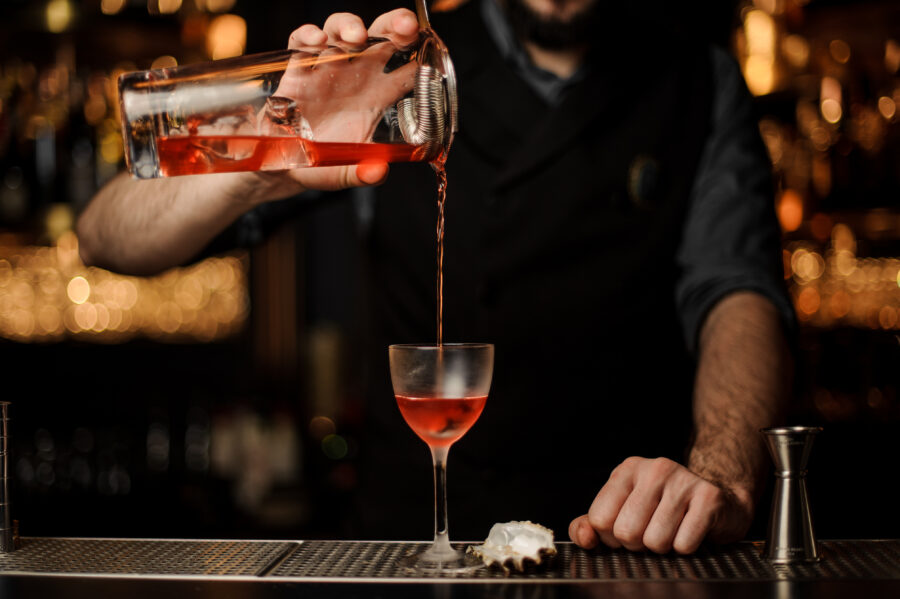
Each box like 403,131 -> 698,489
341,167 -> 355,189
612,520 -> 642,546
648,457 -> 677,477
642,530 -> 672,554
622,456 -> 643,469
587,503 -> 614,531
697,482 -> 725,508
613,457 -> 641,478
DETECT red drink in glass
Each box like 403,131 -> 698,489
395,394 -> 487,448
156,136 -> 429,177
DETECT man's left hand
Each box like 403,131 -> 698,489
568,456 -> 753,554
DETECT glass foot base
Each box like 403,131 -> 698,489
399,546 -> 483,574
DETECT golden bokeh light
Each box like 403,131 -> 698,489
744,55 -> 776,97
67,276 -> 91,305
777,189 -> 803,232
74,302 -> 98,331
787,222 -> 900,331
207,14 -> 246,59
877,96 -> 896,120
820,98 -> 842,124
828,39 -> 851,64
830,290 -> 851,319
792,250 -> 824,283
752,0 -> 782,15
742,9 -> 777,96
796,287 -> 820,317
820,77 -> 842,123
832,223 -> 856,252
887,40 -> 900,73
1,236 -> 248,343
202,0 -> 236,12
38,305 -> 62,334
46,0 -> 74,33
878,306 -> 897,330
158,0 -> 183,14
101,0 -> 126,14
781,35 -> 809,68
150,55 -> 178,70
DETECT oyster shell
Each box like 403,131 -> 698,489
468,521 -> 557,573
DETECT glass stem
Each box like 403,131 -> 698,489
430,445 -> 453,555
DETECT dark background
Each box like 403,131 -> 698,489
1,0 -> 900,543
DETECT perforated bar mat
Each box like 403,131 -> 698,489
0,538 -> 293,577
2,539 -> 899,581
268,540 -> 900,580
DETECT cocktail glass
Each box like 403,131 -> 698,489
389,343 -> 494,572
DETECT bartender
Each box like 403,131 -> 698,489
76,0 -> 794,554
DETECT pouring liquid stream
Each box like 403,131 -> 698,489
435,161 -> 447,347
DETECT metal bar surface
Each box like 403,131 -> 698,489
1,538 -> 900,582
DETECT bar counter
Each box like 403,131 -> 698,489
2,537 -> 900,598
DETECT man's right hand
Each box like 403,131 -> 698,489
78,9 -> 421,275
244,8 -> 422,204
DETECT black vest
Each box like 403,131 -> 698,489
356,1 -> 714,540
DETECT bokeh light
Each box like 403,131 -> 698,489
46,0 -> 74,33
322,434 -> 349,460
877,96 -> 896,120
206,14 -> 246,59
150,55 -> 178,70
777,189 -> 803,232
828,39 -> 851,64
101,0 -> 126,15
158,0 -> 182,14
1,235 -> 248,343
742,9 -> 777,96
67,276 -> 90,305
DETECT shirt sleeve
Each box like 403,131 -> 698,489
675,45 -> 796,354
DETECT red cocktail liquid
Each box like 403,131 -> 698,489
434,163 -> 447,346
155,135 -> 429,176
396,394 -> 487,448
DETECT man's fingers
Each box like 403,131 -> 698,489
288,24 -> 327,49
641,483 -> 690,554
284,162 -> 388,191
356,162 -> 389,186
613,477 -> 668,551
587,460 -> 637,548
323,12 -> 368,46
369,9 -> 420,45
568,515 -> 600,549
672,484 -> 723,554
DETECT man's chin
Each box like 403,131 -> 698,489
505,0 -> 600,50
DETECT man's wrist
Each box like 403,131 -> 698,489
688,457 -> 757,514
214,171 -> 304,209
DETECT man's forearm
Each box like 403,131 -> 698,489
76,171 -> 275,276
687,291 -> 792,528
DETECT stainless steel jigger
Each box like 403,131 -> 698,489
0,401 -> 13,552
761,426 -> 823,564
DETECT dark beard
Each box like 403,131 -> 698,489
503,0 -> 601,50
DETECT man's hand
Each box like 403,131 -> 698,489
568,292 -> 791,555
77,9 -> 423,276
568,457 -> 753,554
247,9 -> 421,201
279,10 -> 420,143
